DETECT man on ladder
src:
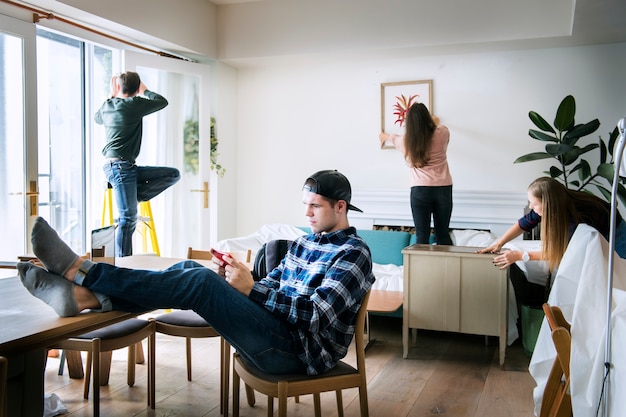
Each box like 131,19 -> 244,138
96,71 -> 180,257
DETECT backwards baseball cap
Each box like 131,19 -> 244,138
302,170 -> 363,213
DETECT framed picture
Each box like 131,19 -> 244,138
380,79 -> 433,149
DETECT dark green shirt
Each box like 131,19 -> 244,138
95,90 -> 168,163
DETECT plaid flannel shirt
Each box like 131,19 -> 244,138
248,226 -> 375,375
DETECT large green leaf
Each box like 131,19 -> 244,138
562,148 -> 585,166
528,129 -> 558,142
545,143 -> 572,157
578,143 -> 600,156
554,95 -> 576,132
529,111 -> 555,133
514,152 -> 553,163
572,160 -> 591,180
600,139 -> 608,164
549,166 -> 563,178
597,163 -> 615,181
563,119 -> 600,140
608,126 -> 620,157
595,184 -> 612,201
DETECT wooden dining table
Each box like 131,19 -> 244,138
0,274 -> 135,417
0,254 -> 216,416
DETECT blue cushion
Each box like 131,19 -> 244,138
155,310 -> 209,327
357,229 -> 411,266
78,318 -> 151,340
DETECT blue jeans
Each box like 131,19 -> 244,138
80,260 -> 307,374
410,185 -> 453,245
103,161 -> 180,257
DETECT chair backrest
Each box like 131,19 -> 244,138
0,356 -> 6,417
252,239 -> 292,280
187,247 -> 213,260
543,303 -> 571,333
540,303 -> 572,417
353,290 -> 371,371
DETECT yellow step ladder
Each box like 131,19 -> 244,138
102,183 -> 160,256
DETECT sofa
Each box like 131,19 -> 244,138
214,224 -> 549,334
215,225 -> 412,319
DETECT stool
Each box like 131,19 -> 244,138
101,182 -> 114,227
138,201 -> 160,256
101,183 -> 160,256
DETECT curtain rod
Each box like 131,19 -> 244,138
1,0 -> 192,61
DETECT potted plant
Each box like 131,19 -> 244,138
513,95 -> 625,355
515,95 -> 625,204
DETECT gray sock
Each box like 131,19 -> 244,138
18,262 -> 80,317
31,217 -> 79,276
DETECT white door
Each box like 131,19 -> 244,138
121,51 -> 214,257
0,15 -> 38,268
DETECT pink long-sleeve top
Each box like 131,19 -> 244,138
390,125 -> 452,187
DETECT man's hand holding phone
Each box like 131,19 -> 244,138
210,248 -> 232,266
211,248 -> 254,296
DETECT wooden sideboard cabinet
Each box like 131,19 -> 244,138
401,244 -> 509,366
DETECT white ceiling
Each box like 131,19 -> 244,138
8,0 -> 626,66
208,0 -> 626,67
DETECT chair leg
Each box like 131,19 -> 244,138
99,351 -> 113,385
277,381 -> 287,417
314,393 -> 322,417
267,396 -> 274,417
65,350 -> 84,379
222,339 -> 230,417
92,339 -> 101,417
359,384 -> 369,417
186,337 -> 192,381
245,384 -> 256,406
57,350 -> 65,375
149,330 -> 156,409
135,341 -> 145,364
127,344 -> 136,387
232,362 -> 240,417
83,351 -> 92,400
335,390 -> 344,417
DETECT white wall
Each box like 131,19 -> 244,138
230,42 -> 626,237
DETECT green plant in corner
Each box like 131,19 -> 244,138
182,117 -> 226,177
514,95 -> 626,207
210,117 -> 226,177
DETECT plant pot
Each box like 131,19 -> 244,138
521,304 -> 545,357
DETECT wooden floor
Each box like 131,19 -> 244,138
44,314 -> 537,417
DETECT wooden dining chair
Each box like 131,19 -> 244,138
0,356 -> 7,417
154,247 -> 230,415
540,303 -> 573,417
232,290 -> 371,417
51,318 -> 156,417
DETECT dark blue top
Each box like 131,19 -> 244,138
518,201 -> 621,241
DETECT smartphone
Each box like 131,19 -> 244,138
210,248 -> 232,265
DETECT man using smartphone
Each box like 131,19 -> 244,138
19,170 -> 374,376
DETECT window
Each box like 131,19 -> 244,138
36,28 -> 119,253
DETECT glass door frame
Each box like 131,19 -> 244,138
123,51 -> 216,253
0,14 -> 39,257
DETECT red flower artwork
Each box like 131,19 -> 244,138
393,94 -> 419,127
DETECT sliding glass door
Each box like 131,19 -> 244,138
0,15 -> 37,266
